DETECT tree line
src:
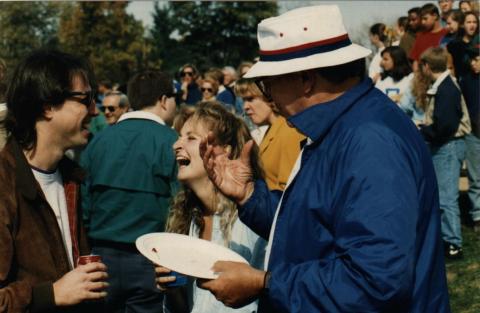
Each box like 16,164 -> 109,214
0,1 -> 278,85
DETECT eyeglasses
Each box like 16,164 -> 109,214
180,71 -> 194,77
64,90 -> 95,107
255,78 -> 274,102
201,87 -> 213,93
100,105 -> 118,113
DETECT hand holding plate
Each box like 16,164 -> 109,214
198,261 -> 265,308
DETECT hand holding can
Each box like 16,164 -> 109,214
53,255 -> 108,306
77,255 -> 108,293
77,254 -> 102,266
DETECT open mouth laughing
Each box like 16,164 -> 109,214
176,156 -> 191,167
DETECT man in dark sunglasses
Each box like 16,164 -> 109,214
177,63 -> 202,105
0,49 -> 108,312
100,91 -> 130,125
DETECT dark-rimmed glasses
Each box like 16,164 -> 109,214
100,105 -> 118,113
201,87 -> 213,93
64,90 -> 95,107
180,71 -> 194,77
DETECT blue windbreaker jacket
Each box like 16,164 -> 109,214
240,78 -> 450,313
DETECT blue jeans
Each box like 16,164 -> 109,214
92,244 -> 164,313
431,138 -> 465,247
465,134 -> 480,222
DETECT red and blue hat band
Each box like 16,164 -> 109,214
259,34 -> 351,62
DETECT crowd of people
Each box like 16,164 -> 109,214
367,0 -> 479,259
0,1 -> 479,313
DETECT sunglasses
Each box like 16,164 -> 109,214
100,105 -> 118,113
64,90 -> 95,107
201,87 -> 213,93
180,71 -> 194,77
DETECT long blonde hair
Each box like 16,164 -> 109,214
411,70 -> 432,112
167,101 -> 263,244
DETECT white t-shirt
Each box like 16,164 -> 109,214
32,168 -> 74,268
375,73 -> 414,104
188,215 -> 264,313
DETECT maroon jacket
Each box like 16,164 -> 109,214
0,139 -> 90,313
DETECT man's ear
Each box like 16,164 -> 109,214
158,95 -> 167,111
423,63 -> 431,74
42,105 -> 55,120
301,70 -> 316,95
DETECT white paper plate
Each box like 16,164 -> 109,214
136,232 -> 248,279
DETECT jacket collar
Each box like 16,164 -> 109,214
10,138 -> 37,200
288,77 -> 374,143
117,110 -> 166,125
427,70 -> 452,96
259,116 -> 286,153
9,138 -> 85,201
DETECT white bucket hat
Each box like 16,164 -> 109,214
244,5 -> 372,78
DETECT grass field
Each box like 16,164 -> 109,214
446,188 -> 480,313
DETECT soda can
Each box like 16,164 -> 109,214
165,271 -> 188,287
77,254 -> 102,266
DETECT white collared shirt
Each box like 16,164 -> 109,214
427,70 -> 453,96
264,137 -> 313,269
117,110 -> 165,125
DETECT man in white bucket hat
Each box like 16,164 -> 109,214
199,5 -> 450,313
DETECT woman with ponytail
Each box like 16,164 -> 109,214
368,23 -> 388,83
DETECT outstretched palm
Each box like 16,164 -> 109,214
200,132 -> 254,204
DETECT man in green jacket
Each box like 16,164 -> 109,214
81,70 -> 179,313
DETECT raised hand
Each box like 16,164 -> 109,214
200,132 -> 255,205
198,261 -> 265,308
53,262 -> 108,306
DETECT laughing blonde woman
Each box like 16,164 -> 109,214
156,101 -> 266,313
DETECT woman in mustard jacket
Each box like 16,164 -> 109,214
235,79 -> 305,191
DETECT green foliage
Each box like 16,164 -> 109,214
446,225 -> 480,313
58,2 -> 150,85
150,1 -> 278,74
0,2 -> 61,70
0,1 -> 277,86
446,189 -> 480,313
